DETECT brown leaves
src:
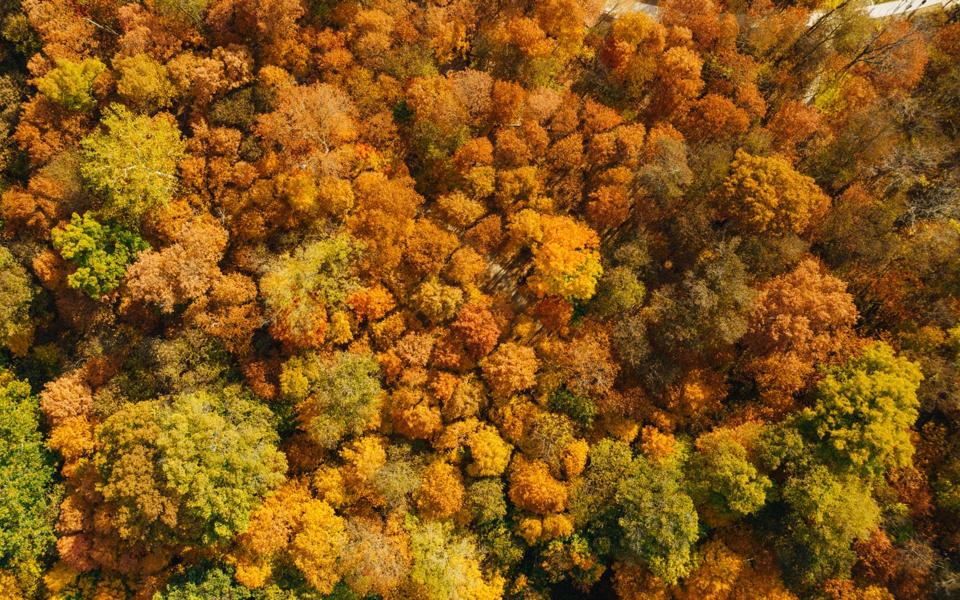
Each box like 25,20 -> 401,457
185,272 -> 263,355
256,82 -> 358,176
124,216 -> 228,314
481,342 -> 538,400
741,257 -> 859,414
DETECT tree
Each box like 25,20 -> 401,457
437,192 -> 486,229
412,278 -> 463,323
207,0 -> 306,69
280,351 -> 383,450
40,370 -> 93,429
152,0 -> 210,24
163,50 -> 236,111
687,426 -> 771,525
508,455 -> 568,515
512,211 -> 604,302
415,461 -> 465,519
778,466 -> 880,588
405,517 -> 505,600
290,500 -> 347,594
569,438 -> 634,527
52,212 -> 148,298
519,412 -> 578,478
548,387 -> 598,429
255,82 -> 357,175
647,46 -> 705,121
1,7 -> 40,58
452,303 -> 500,359
0,75 -> 23,176
587,181 -> 632,229
35,58 -> 106,112
637,125 -> 693,204
798,342 -> 922,479
541,330 -> 619,401
388,386 -> 442,441
79,104 -> 186,223
347,173 -> 423,277
680,94 -> 750,144
445,247 -> 487,287
260,234 -> 360,350
674,539 -> 746,600
124,216 -> 227,313
0,372 -> 57,597
185,272 -> 263,355
340,516 -> 411,597
403,75 -> 471,186
154,566 -> 255,600
114,53 -> 176,113
466,424 -> 513,477
591,266 -> 645,319
0,246 -> 34,356
650,241 -> 755,369
230,479 -> 311,588
94,385 -> 287,548
404,220 -> 458,280
717,150 -> 831,236
481,343 -> 539,400
466,479 -> 508,524
598,12 -> 667,100
616,456 -> 700,585
742,258 -> 858,412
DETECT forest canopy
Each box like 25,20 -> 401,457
1,0 -> 960,598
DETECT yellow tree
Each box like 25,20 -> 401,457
291,500 -> 347,594
717,150 -> 830,236
510,210 -> 603,302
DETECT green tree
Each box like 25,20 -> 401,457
154,565 -> 256,600
280,351 -> 383,449
799,341 -> 923,479
569,438 -> 634,527
51,212 -> 149,298
591,265 -> 646,319
547,386 -> 598,429
1,10 -> 40,57
405,517 -> 504,600
687,427 -> 771,524
35,57 -> 106,112
94,386 -> 287,548
935,457 -> 960,514
778,466 -> 880,588
466,478 -> 508,524
0,372 -> 57,596
80,104 -> 186,223
616,454 -> 699,584
0,245 -> 34,356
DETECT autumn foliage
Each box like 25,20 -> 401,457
0,0 -> 957,598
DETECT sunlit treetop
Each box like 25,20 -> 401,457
718,150 -> 831,236
79,104 -> 186,223
799,341 -> 923,479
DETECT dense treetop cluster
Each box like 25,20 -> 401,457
0,0 -> 959,598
